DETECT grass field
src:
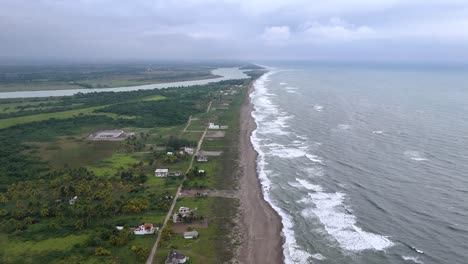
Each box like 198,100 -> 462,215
142,95 -> 166,101
0,105 -> 135,129
31,137 -> 119,169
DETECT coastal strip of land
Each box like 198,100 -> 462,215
238,83 -> 285,263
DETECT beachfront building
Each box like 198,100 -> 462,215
208,123 -> 220,129
133,223 -> 157,235
165,250 -> 189,264
155,169 -> 169,177
173,207 -> 190,223
184,231 -> 199,239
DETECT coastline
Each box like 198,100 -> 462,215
238,79 -> 285,263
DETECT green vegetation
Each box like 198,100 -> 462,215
0,64 -> 223,92
0,69 -> 256,263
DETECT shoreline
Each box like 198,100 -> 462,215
238,78 -> 285,263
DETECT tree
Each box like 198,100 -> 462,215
160,225 -> 173,241
40,208 -> 49,217
24,217 -> 33,225
95,247 -> 111,256
74,219 -> 84,230
136,247 -> 150,261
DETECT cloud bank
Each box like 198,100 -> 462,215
1,0 -> 468,62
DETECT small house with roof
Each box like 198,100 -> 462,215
196,154 -> 208,162
173,207 -> 191,223
165,249 -> 189,264
183,147 -> 194,155
184,231 -> 199,239
133,223 -> 157,235
208,123 -> 220,129
155,169 -> 169,177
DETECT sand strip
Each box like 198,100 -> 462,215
238,84 -> 285,263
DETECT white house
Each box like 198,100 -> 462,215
169,171 -> 182,177
155,169 -> 169,177
165,250 -> 189,264
196,154 -> 208,162
115,226 -> 124,231
198,170 -> 205,174
208,123 -> 220,129
173,207 -> 190,223
133,223 -> 157,235
166,152 -> 173,156
183,147 -> 194,155
184,231 -> 199,239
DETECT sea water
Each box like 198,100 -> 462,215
251,63 -> 468,264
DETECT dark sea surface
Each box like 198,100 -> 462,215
250,63 -> 468,264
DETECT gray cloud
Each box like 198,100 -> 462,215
1,0 -> 468,62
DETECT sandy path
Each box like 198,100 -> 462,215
238,85 -> 285,264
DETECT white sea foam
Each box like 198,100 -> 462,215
288,181 -> 303,189
300,190 -> 394,252
287,90 -> 299,94
296,178 -> 324,192
251,75 -> 293,136
280,82 -> 287,85
337,124 -> 351,130
306,154 -> 325,165
313,105 -> 324,112
311,253 -> 326,260
270,147 -> 307,158
404,151 -> 428,161
402,256 -> 424,264
305,167 -> 325,177
251,71 -> 312,264
297,135 -> 308,140
285,86 -> 298,90
372,130 -> 384,135
411,246 -> 424,254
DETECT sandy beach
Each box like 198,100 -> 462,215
238,83 -> 285,264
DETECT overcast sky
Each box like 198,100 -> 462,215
1,0 -> 468,62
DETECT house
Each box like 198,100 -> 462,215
165,249 -> 189,264
198,170 -> 205,174
133,223 -> 157,235
183,147 -> 194,155
155,169 -> 169,177
173,207 -> 190,223
167,152 -> 173,156
115,226 -> 124,231
208,123 -> 220,129
196,154 -> 208,162
69,196 -> 78,205
169,171 -> 182,177
184,231 -> 199,239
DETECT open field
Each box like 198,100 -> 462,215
0,105 -> 135,129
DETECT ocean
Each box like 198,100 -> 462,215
250,63 -> 468,264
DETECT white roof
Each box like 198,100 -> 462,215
184,231 -> 199,237
155,169 -> 169,172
